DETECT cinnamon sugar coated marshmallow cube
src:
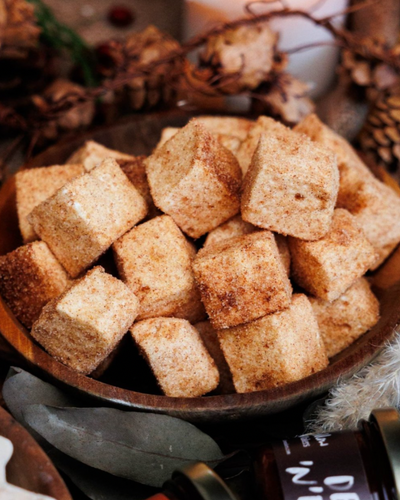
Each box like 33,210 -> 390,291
294,114 -> 374,177
217,294 -> 328,393
113,215 -> 205,322
16,164 -> 85,243
337,168 -> 400,269
195,320 -> 234,394
289,209 -> 376,301
67,140 -> 135,171
31,267 -> 139,374
236,116 -> 289,175
203,215 -> 256,250
28,159 -> 147,277
309,278 -> 380,358
131,318 -> 219,397
242,126 -> 339,240
145,119 -> 242,238
0,241 -> 70,328
193,231 -> 292,329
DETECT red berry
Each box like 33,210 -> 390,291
107,6 -> 135,28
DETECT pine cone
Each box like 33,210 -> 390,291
251,73 -> 315,125
0,0 -> 40,58
199,22 -> 285,94
359,85 -> 400,176
340,42 -> 400,98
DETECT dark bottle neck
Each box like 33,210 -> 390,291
357,420 -> 397,500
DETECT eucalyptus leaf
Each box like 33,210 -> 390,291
49,449 -> 157,500
24,405 -> 225,487
3,368 -> 78,443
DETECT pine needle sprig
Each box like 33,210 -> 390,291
26,0 -> 98,87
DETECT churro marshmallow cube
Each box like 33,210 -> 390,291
217,294 -> 328,393
31,267 -> 139,374
113,215 -> 205,322
195,320 -> 234,394
294,114 -> 374,177
119,155 -> 159,219
145,119 -> 242,238
156,127 -> 180,149
16,164 -> 85,243
0,241 -> 70,328
203,215 -> 256,250
197,116 -> 253,141
131,318 -> 219,397
236,116 -> 289,175
309,278 -> 380,358
242,128 -> 339,240
29,159 -> 147,277
289,209 -> 377,301
193,231 -> 292,329
337,169 -> 400,269
204,217 -> 290,275
67,140 -> 135,171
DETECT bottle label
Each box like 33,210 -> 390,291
273,432 -> 373,500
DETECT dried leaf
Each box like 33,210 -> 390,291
3,367 -> 78,434
24,405 -> 225,487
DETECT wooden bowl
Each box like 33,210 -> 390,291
1,112 -> 400,423
0,406 -> 72,499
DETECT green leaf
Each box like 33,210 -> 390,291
24,405 -> 225,487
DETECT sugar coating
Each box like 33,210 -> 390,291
113,215 -> 205,322
67,140 -> 135,171
294,114 -> 374,177
196,115 -> 253,141
118,155 -> 160,219
193,231 -> 292,329
16,164 -> 85,243
309,278 -> 379,358
31,266 -> 139,374
337,166 -> 400,269
194,320 -> 234,394
242,127 -> 339,241
203,216 -> 290,275
130,318 -> 219,397
289,209 -> 377,301
145,119 -> 242,238
203,215 -> 256,250
236,116 -> 289,175
0,241 -> 70,328
28,159 -> 148,277
217,294 -> 328,393
157,126 -> 241,155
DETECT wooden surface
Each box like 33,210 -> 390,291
0,111 -> 400,423
0,406 -> 72,500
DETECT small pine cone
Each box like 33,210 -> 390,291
123,25 -> 182,110
32,79 -> 95,140
251,73 -> 315,126
359,86 -> 400,176
0,0 -> 40,58
199,22 -> 284,94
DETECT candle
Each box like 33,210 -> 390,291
184,0 -> 349,99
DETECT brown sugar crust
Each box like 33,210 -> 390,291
310,278 -> 380,358
0,241 -> 70,328
131,317 -> 219,397
217,294 -> 328,393
193,231 -> 292,329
